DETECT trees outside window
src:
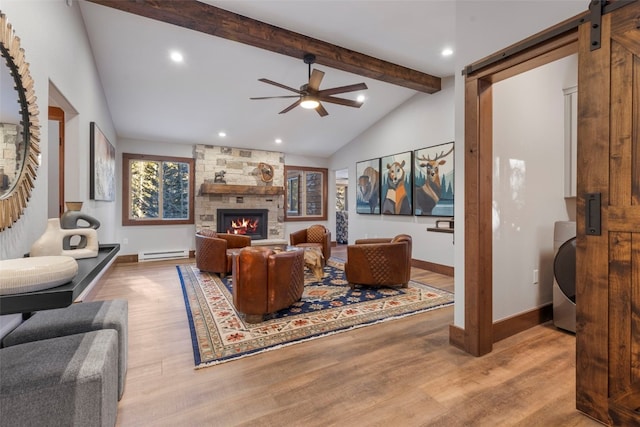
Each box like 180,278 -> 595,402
122,153 -> 194,226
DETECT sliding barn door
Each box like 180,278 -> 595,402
577,2 -> 640,424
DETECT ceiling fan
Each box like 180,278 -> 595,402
250,53 -> 368,117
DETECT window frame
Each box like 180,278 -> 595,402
283,165 -> 328,222
122,152 -> 195,226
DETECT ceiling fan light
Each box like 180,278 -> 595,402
300,96 -> 319,109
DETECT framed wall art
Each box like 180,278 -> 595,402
380,151 -> 412,215
355,158 -> 380,214
90,122 -> 115,201
413,141 -> 454,216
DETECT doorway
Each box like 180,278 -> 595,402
48,106 -> 64,218
491,54 -> 577,323
458,27 -> 579,356
48,81 -> 79,218
460,3 -> 640,424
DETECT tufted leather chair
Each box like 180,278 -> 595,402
289,224 -> 331,261
195,229 -> 251,277
232,247 -> 305,323
344,234 -> 412,289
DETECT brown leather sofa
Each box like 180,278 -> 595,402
232,247 -> 305,323
195,229 -> 251,277
289,224 -> 331,261
344,234 -> 412,289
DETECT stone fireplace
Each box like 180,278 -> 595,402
217,208 -> 268,240
195,145 -> 285,240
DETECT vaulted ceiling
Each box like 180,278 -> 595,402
79,1 -> 588,158
78,0 -> 456,157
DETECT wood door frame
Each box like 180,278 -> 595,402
48,106 -> 65,217
457,4 -> 640,424
453,16 -> 583,356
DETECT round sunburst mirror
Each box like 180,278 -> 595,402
0,12 -> 40,231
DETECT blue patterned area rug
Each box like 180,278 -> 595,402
177,258 -> 454,369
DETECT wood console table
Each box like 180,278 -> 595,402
0,244 -> 120,315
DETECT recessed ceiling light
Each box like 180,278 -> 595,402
218,131 -> 227,137
275,138 -> 283,144
441,48 -> 453,57
357,94 -> 366,103
170,51 -> 184,63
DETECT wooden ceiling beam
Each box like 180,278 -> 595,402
85,0 -> 441,94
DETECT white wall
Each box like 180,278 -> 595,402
492,55 -> 577,321
116,138 -> 196,255
0,1 -> 116,260
453,0 -> 587,327
329,77 -> 455,265
0,1 -> 116,329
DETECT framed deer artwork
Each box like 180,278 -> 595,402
380,151 -> 412,215
413,142 -> 454,216
355,158 -> 380,214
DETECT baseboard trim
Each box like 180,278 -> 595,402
117,250 -> 195,264
448,304 -> 553,354
449,324 -> 465,350
492,303 -> 553,343
116,254 -> 138,263
412,259 -> 454,277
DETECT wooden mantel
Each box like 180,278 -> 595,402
200,183 -> 284,196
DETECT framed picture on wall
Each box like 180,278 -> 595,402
90,122 -> 115,201
380,151 -> 413,215
413,141 -> 454,216
355,158 -> 380,214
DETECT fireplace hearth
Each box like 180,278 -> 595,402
217,209 -> 268,240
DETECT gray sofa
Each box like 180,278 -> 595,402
0,330 -> 118,426
0,299 -> 128,427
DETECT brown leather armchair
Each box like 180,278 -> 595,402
195,229 -> 251,277
344,234 -> 412,289
232,247 -> 305,323
289,224 -> 331,261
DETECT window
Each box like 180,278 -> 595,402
122,153 -> 194,226
284,165 -> 328,221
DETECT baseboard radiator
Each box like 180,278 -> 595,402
138,249 -> 189,262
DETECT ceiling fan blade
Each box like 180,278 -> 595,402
317,95 -> 364,108
316,103 -> 329,117
279,99 -> 301,114
317,82 -> 368,97
307,69 -> 325,92
250,95 -> 300,100
258,78 -> 301,94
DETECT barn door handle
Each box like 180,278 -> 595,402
586,193 -> 601,236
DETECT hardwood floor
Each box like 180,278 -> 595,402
89,245 -> 600,426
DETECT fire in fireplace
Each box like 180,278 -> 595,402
228,217 -> 259,235
217,209 -> 268,240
